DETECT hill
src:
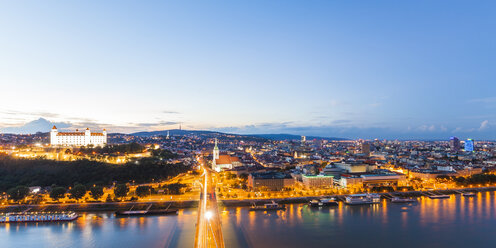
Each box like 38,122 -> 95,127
250,133 -> 347,141
131,129 -> 346,141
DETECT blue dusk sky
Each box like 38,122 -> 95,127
0,1 -> 495,140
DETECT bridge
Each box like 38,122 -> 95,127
194,156 -> 225,248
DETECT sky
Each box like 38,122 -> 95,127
0,1 -> 495,140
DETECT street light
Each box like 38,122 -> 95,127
205,210 -> 213,220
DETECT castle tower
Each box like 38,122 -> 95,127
103,129 -> 108,145
84,128 -> 91,146
50,126 -> 58,146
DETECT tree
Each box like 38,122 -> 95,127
50,187 -> 67,201
166,183 -> 186,195
89,186 -> 104,200
69,184 -> 87,201
0,155 -> 190,191
135,186 -> 152,198
7,186 -> 29,202
114,184 -> 129,199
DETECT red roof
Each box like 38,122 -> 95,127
57,132 -> 104,136
57,132 -> 84,136
216,155 -> 240,165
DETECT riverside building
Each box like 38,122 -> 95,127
50,126 -> 107,147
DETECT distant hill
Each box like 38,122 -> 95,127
0,118 -> 71,134
131,129 -> 346,141
250,133 -> 347,141
131,129 -> 222,137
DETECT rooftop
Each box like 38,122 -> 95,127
250,171 -> 292,179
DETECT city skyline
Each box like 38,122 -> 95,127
2,1 -> 496,139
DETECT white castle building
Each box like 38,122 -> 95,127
50,126 -> 107,147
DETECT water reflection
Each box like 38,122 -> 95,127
3,194 -> 496,247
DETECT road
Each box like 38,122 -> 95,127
194,157 -> 225,248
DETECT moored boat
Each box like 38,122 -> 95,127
309,199 -> 320,207
428,194 -> 450,199
320,197 -> 339,206
0,212 -> 78,223
250,201 -> 286,211
391,197 -> 418,203
345,193 -> 381,205
462,192 -> 476,197
115,204 -> 177,216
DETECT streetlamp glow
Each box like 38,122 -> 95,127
205,210 -> 213,220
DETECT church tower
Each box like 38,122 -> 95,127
212,138 -> 220,166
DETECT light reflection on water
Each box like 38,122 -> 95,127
2,194 -> 496,248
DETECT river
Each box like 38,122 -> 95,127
2,192 -> 496,248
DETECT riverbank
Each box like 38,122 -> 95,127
2,186 -> 495,212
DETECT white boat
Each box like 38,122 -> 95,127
462,192 -> 476,197
0,212 -> 78,223
345,194 -> 381,205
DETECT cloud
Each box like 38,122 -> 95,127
133,121 -> 179,127
0,109 -> 60,118
452,127 -> 463,133
369,102 -> 382,108
417,125 -> 436,132
162,110 -> 180,114
331,119 -> 353,125
468,97 -> 496,104
480,120 -> 489,130
0,117 -> 181,134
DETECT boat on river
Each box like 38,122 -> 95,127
319,198 -> 339,206
309,199 -> 320,207
462,192 -> 476,197
115,204 -> 177,216
391,197 -> 418,203
428,194 -> 450,199
345,193 -> 381,205
0,212 -> 78,223
250,201 -> 286,211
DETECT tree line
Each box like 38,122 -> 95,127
77,142 -> 146,155
0,154 -> 190,191
7,182 -> 188,203
437,173 -> 496,186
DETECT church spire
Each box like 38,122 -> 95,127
213,138 -> 220,161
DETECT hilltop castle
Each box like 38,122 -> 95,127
50,126 -> 107,147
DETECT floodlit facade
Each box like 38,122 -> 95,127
212,138 -> 241,172
302,174 -> 334,188
50,126 -> 107,147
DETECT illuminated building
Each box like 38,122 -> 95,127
302,174 -> 333,188
50,126 -> 107,147
212,139 -> 241,172
248,171 -> 294,191
464,139 -> 474,152
449,136 -> 460,151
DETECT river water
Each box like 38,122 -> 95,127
2,192 -> 496,248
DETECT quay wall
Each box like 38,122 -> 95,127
1,186 -> 495,212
